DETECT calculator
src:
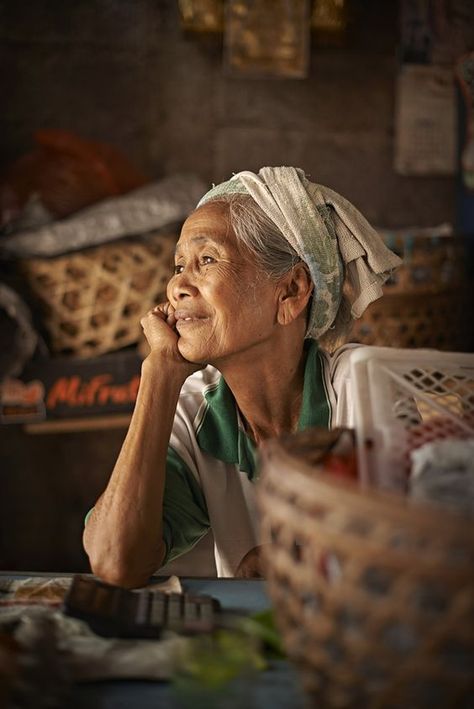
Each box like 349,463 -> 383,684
63,574 -> 221,639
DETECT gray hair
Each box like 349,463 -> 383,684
216,193 -> 300,278
206,193 -> 353,351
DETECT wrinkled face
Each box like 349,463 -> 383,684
167,202 -> 280,365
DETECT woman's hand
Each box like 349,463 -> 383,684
140,302 -> 203,378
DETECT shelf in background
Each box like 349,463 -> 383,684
24,414 -> 131,434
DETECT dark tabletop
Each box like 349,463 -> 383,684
0,572 -> 307,709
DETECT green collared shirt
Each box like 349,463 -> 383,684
195,340 -> 331,479
162,340 -> 332,569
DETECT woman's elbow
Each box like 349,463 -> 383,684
83,532 -> 166,589
89,560 -> 150,589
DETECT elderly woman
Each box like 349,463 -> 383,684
83,166 -> 401,586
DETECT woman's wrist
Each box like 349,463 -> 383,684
141,349 -> 195,385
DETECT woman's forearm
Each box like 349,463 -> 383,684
83,353 -> 187,588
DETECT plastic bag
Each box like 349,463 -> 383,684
0,129 -> 147,229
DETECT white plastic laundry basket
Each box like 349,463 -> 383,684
350,346 -> 474,491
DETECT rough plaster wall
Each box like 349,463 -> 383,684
0,0 -> 460,572
0,0 -> 455,228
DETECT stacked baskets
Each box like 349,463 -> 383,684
20,232 -> 177,358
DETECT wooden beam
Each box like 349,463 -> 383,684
24,414 -> 131,434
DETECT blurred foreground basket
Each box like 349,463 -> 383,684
258,429 -> 474,708
20,232 -> 176,358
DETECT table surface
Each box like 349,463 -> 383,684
0,572 -> 306,709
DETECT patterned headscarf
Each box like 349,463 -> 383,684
198,167 -> 402,340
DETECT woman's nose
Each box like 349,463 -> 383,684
170,270 -> 199,302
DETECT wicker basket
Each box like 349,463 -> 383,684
350,290 -> 471,352
351,234 -> 472,351
258,430 -> 474,709
20,232 -> 177,358
379,233 -> 464,296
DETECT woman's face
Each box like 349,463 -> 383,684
166,202 -> 280,365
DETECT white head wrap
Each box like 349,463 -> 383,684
198,167 -> 402,340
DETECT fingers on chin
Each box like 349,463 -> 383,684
153,302 -> 173,315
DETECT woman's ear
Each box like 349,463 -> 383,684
276,264 -> 313,326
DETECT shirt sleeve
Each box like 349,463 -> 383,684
161,445 -> 210,565
328,343 -> 362,427
83,446 -> 210,566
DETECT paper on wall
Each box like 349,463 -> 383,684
394,64 -> 457,176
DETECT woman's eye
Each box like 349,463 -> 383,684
174,264 -> 184,275
201,255 -> 215,265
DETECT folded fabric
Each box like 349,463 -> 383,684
0,576 -> 188,683
0,605 -> 188,682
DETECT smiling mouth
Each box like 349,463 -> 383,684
176,316 -> 209,326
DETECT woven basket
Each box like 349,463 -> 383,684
380,234 -> 464,296
258,430 -> 474,709
350,234 -> 472,351
350,290 -> 471,352
20,232 -> 177,358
